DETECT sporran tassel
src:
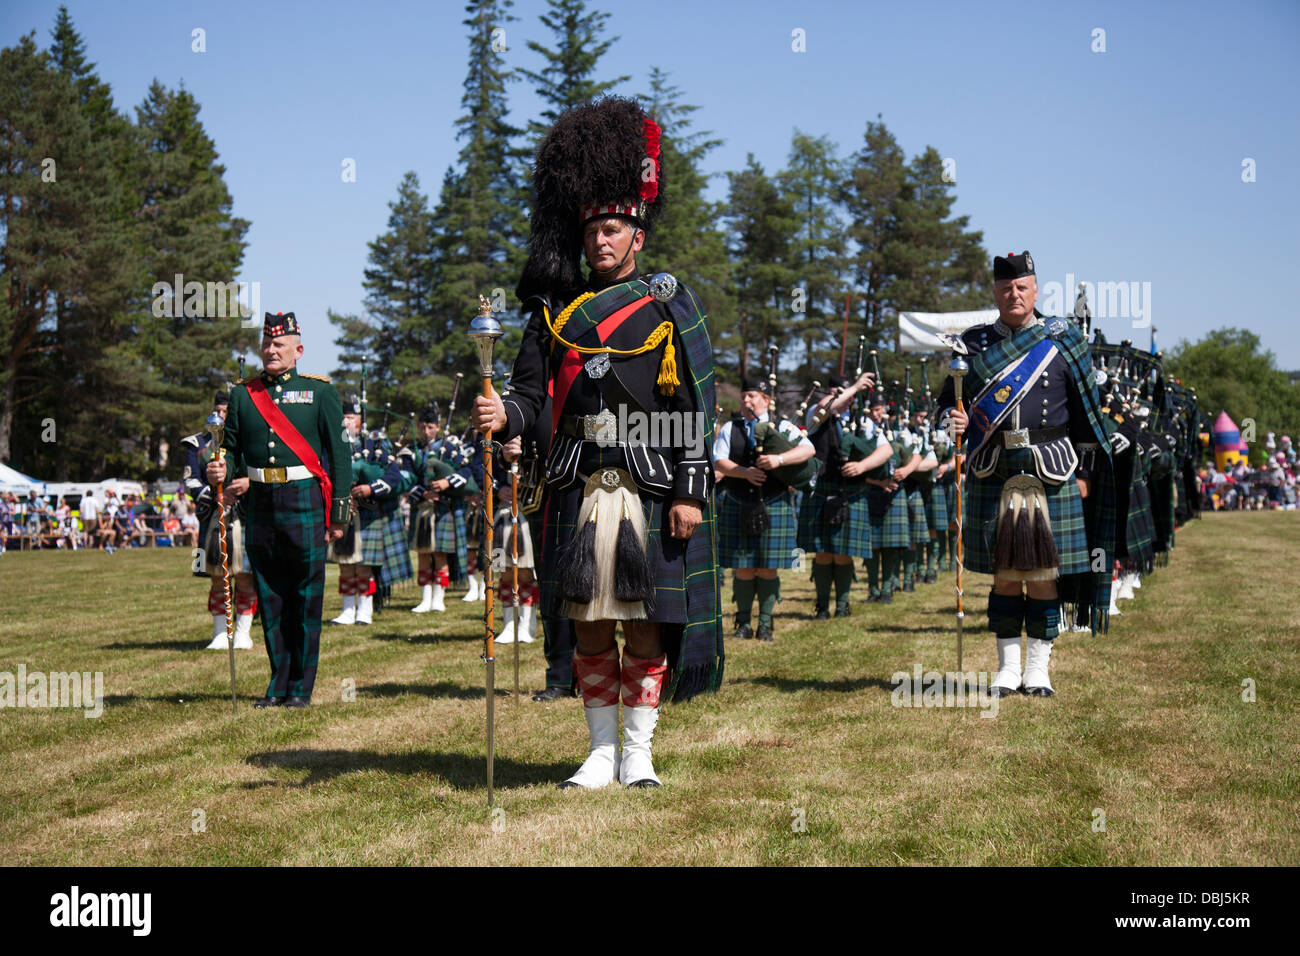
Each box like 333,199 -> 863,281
556,498 -> 598,604
614,497 -> 653,603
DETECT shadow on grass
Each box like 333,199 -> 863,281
101,639 -> 215,652
363,629 -> 483,646
733,674 -> 897,694
363,681 -> 499,701
103,692 -> 256,706
244,747 -> 572,789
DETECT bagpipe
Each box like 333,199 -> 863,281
751,344 -> 818,491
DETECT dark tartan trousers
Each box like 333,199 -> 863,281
247,480 -> 327,700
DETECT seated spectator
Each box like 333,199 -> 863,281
159,512 -> 181,547
180,510 -> 199,548
115,499 -> 135,547
97,509 -> 119,554
131,509 -> 150,546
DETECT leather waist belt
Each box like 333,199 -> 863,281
248,465 -> 313,483
998,426 -> 1067,449
560,410 -> 619,442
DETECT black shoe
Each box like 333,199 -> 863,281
903,583 -> 916,593
880,590 -> 893,604
989,685 -> 1019,698
814,606 -> 830,621
835,605 -> 851,618
866,592 -> 880,603
734,623 -> 754,640
1024,686 -> 1054,697
253,696 -> 284,708
531,685 -> 576,702
283,696 -> 311,708
626,778 -> 661,789
756,624 -> 774,642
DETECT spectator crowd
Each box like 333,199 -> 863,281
0,487 -> 199,555
1199,435 -> 1299,511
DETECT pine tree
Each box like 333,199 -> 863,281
0,31 -> 138,475
777,131 -> 848,377
521,0 -> 629,137
638,67 -> 732,342
432,0 -> 529,381
883,146 -> 990,316
724,156 -> 799,386
841,117 -> 906,350
127,79 -> 253,478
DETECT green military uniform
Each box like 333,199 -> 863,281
219,312 -> 352,705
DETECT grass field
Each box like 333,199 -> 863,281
1,511 -> 1296,866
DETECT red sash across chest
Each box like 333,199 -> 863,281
246,379 -> 334,528
551,294 -> 654,438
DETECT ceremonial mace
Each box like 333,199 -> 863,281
510,455 -> 521,704
468,295 -> 503,806
206,412 -> 238,714
949,354 -> 969,673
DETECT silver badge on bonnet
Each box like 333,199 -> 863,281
648,273 -> 678,302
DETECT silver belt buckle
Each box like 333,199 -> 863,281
582,408 -> 618,443
1003,428 -> 1029,450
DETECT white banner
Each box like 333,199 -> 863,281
897,310 -> 998,352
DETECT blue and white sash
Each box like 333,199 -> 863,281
966,336 -> 1060,460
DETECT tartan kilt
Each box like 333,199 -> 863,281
540,482 -> 698,626
203,513 -> 250,575
360,502 -> 412,586
717,489 -> 799,568
927,482 -> 949,531
943,478 -> 957,528
962,447 -> 1090,575
1122,480 -> 1156,569
907,488 -> 930,545
796,488 -> 872,558
433,499 -> 469,581
868,486 -> 911,550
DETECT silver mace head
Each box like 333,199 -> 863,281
468,295 -> 503,378
205,411 -> 225,445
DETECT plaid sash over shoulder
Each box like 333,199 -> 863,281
966,321 -> 1117,633
548,278 -> 724,701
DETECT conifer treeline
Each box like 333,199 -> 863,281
2,6 -> 251,478
332,0 -> 990,422
1,0 -> 988,479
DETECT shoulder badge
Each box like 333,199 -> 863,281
300,373 -> 331,383
647,273 -> 678,302
239,375 -> 259,385
1045,317 -> 1069,339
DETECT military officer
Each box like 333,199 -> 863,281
206,311 -> 352,708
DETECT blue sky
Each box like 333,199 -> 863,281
5,0 -> 1298,378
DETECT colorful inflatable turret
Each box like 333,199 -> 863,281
1212,411 -> 1250,470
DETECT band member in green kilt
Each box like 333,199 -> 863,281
473,97 -> 722,790
899,412 -> 937,591
206,312 -> 352,707
328,395 -> 414,625
714,380 -> 814,641
405,408 -> 478,613
926,425 -> 955,579
939,251 -> 1116,698
864,391 -> 920,603
798,374 -> 887,618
